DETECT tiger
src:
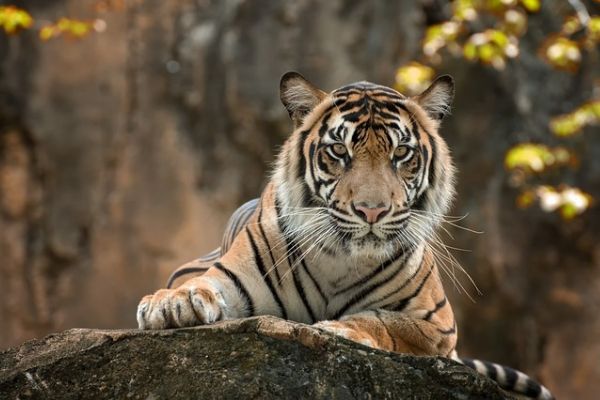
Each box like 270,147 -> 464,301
137,72 -> 554,400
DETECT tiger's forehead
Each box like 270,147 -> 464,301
332,81 -> 407,99
320,82 -> 417,147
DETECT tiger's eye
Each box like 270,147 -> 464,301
332,143 -> 348,157
394,145 -> 411,160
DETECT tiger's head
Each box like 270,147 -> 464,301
274,72 -> 456,261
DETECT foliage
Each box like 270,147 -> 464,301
420,0 -> 538,70
517,185 -> 592,219
462,29 -> 519,69
0,5 -> 104,41
0,6 -> 33,34
506,143 -> 592,218
396,0 -> 598,220
538,14 -> 600,71
550,100 -> 600,137
538,36 -> 581,72
394,62 -> 436,94
504,144 -> 573,173
39,18 -> 95,41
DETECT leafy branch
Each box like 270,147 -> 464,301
0,4 -> 114,41
395,0 -> 598,219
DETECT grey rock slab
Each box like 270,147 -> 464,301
0,316 -> 512,399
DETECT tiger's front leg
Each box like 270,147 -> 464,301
313,309 -> 457,356
137,264 -> 251,329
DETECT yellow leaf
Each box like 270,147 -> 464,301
561,16 -> 582,35
520,0 -> 540,12
479,43 -> 496,62
587,100 -> 600,118
38,18 -> 94,41
550,100 -> 600,136
505,144 -> 551,172
490,30 -> 509,47
394,62 -> 435,95
485,0 -> 517,13
560,203 -> 578,219
422,21 -> 461,58
0,6 -> 33,34
462,29 -> 519,67
505,143 -> 573,173
69,20 -> 92,37
453,0 -> 478,21
525,185 -> 593,219
463,42 -> 477,60
39,26 -> 56,41
550,115 -> 582,137
540,35 -> 581,71
587,16 -> 600,44
503,9 -> 527,36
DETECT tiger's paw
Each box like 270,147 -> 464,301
313,320 -> 378,349
136,286 -> 226,330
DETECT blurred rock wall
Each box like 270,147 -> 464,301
0,1 -> 598,398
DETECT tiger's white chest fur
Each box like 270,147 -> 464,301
254,216 -> 427,324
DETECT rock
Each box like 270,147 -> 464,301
0,316 -> 511,399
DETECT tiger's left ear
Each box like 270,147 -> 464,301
414,75 -> 454,121
280,72 -> 327,129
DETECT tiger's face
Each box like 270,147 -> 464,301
276,73 -> 455,260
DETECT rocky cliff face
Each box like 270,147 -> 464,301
0,316 -> 510,399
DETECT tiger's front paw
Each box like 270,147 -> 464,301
313,320 -> 378,349
137,286 -> 226,330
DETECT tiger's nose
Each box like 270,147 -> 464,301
352,202 -> 390,224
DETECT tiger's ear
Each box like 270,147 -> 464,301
414,75 -> 454,121
280,72 -> 327,128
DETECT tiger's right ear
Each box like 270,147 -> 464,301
280,72 -> 327,129
413,75 -> 454,121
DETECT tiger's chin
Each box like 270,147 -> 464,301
346,234 -> 399,261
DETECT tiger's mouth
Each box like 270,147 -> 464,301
322,206 -> 413,255
343,230 -> 400,259
354,232 -> 382,244
342,220 -> 413,253
353,226 -> 386,239
343,226 -> 392,247
342,220 -> 408,240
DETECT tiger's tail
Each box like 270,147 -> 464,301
450,351 -> 554,399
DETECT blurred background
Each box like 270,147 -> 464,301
0,0 -> 599,398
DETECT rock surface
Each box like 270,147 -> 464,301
0,316 -> 510,399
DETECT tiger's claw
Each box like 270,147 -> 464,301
136,286 -> 225,330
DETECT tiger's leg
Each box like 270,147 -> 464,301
137,262 -> 257,330
313,309 -> 457,356
138,210 -> 293,330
